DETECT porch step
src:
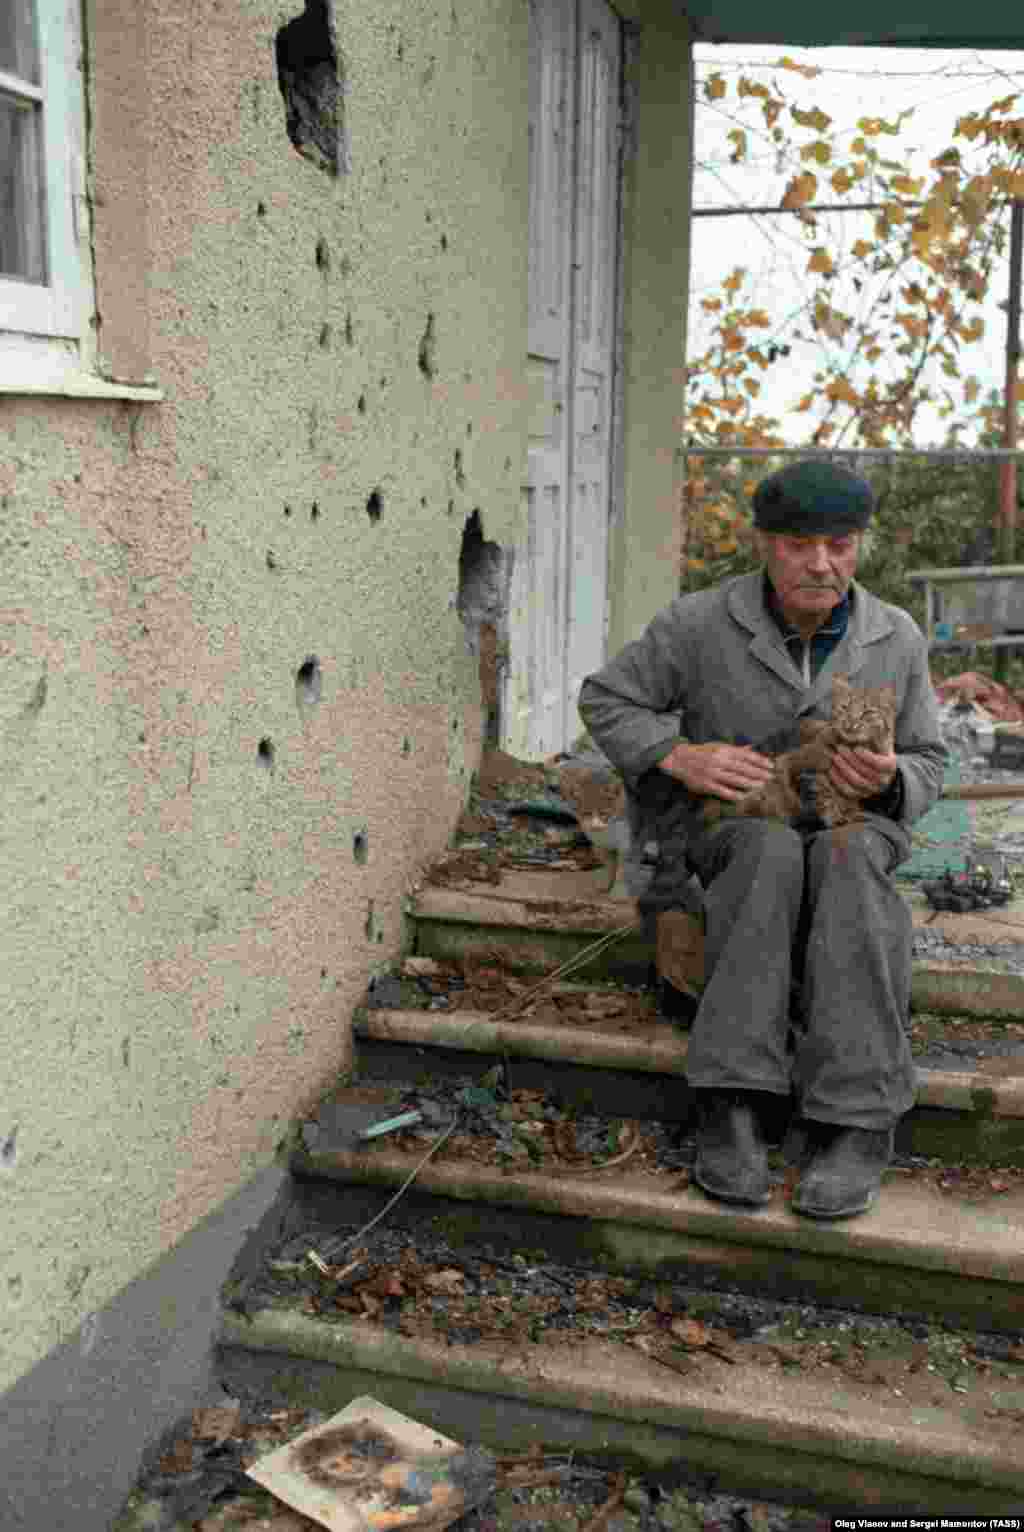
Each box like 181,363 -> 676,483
285,1085 -> 1024,1333
211,873 -> 1024,1516
218,1296 -> 1024,1515
409,880 -> 1024,1020
216,1065 -> 1024,1512
354,1004 -> 1024,1167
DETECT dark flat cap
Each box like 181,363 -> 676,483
752,461 -> 874,533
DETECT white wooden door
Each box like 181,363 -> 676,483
565,0 -> 620,738
505,0 -> 621,759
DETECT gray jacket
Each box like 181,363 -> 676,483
578,571 -> 946,831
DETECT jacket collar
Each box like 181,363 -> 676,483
725,571 -> 894,703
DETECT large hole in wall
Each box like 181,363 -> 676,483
457,510 -> 512,748
275,0 -> 348,176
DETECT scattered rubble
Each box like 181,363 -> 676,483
934,671 -> 1024,724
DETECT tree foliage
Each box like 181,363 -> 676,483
684,61 -> 1024,583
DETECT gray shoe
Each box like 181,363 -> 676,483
694,1092 -> 772,1207
792,1125 -> 894,1220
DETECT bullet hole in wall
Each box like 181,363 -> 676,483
315,237 -> 330,272
296,654 -> 322,706
319,322 -> 331,349
275,0 -> 348,176
366,489 -> 382,523
357,393 -> 367,414
418,313 -> 436,379
284,503 -> 293,517
466,422 -> 473,436
257,737 -> 276,769
420,496 -> 428,508
311,501 -> 321,521
266,550 -> 278,570
447,499 -> 454,516
345,312 -> 354,345
457,510 -> 512,747
440,233 -> 448,252
257,200 -> 267,217
353,829 -> 368,865
454,448 -> 465,489
1,1125 -> 18,1172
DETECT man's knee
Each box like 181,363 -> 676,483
807,821 -> 901,881
695,816 -> 804,886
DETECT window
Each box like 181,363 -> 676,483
0,0 -> 157,397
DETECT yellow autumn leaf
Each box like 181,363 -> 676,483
796,394 -> 814,412
777,56 -> 822,78
800,140 -> 833,166
807,247 -> 834,276
743,379 -> 761,397
701,297 -> 723,312
890,175 -> 923,197
738,77 -> 770,100
723,268 -> 746,295
728,128 -> 748,164
831,167 -> 853,194
960,317 -> 985,342
896,314 -> 928,340
763,100 -> 782,129
791,105 -> 832,132
825,378 -> 859,406
852,238 -> 873,259
989,93 -> 1019,114
965,377 -> 981,403
704,74 -> 726,101
721,328 -> 744,352
745,309 -> 772,328
781,172 -> 818,209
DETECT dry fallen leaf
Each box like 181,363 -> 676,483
402,956 -> 444,977
670,1317 -> 713,1348
191,1404 -> 242,1444
158,1439 -> 196,1474
423,1268 -> 467,1294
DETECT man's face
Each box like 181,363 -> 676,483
758,530 -> 861,629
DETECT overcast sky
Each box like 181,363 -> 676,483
690,45 -> 1024,448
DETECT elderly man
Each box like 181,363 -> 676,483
578,461 -> 946,1219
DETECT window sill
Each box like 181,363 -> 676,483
0,370 -> 163,402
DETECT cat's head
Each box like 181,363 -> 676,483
831,674 -> 896,752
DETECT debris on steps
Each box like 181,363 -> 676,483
357,955 -> 1024,1167
213,1145 -> 1024,1516
284,1073 -> 1024,1334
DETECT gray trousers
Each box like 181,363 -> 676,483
683,815 -> 916,1130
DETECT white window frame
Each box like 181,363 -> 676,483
0,0 -> 160,399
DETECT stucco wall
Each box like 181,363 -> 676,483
1,0 -> 528,1398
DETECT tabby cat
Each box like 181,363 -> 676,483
701,674 -> 897,829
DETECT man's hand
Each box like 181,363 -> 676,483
829,746 -> 898,799
660,740 -> 775,801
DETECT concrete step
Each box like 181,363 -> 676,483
217,1305 -> 1024,1514
408,874 -> 1024,1020
287,1084 -> 1024,1333
354,1003 -> 1024,1167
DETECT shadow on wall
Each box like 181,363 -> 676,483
457,511 -> 512,749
